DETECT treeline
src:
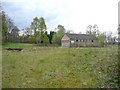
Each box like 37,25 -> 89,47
2,10 -> 118,46
2,11 -> 66,45
2,11 -> 19,44
19,22 -> 66,46
18,17 -> 66,45
86,24 -> 118,47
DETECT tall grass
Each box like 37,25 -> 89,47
2,43 -> 119,88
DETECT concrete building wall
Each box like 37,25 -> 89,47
61,34 -> 97,47
61,34 -> 70,47
70,39 -> 97,47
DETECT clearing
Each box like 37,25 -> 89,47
2,43 -> 119,88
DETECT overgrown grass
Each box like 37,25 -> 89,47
3,43 -> 23,48
0,45 -> 2,89
2,43 -> 119,88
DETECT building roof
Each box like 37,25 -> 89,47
66,33 -> 97,40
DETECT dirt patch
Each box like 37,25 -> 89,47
5,48 -> 23,51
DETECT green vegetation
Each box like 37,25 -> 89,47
2,10 -> 116,47
2,43 -> 119,88
3,43 -> 23,49
31,17 -> 47,44
53,25 -> 65,45
86,24 -> 107,47
0,46 -> 2,89
2,11 -> 8,44
2,11 -> 20,44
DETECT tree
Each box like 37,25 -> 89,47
43,31 -> 49,44
86,25 -> 92,35
2,10 -> 20,43
5,14 -> 15,33
86,24 -> 106,47
31,17 -> 39,36
106,31 -> 112,43
33,31 -> 41,44
47,31 -> 55,44
8,26 -> 19,42
2,11 -> 8,44
30,17 -> 47,44
97,32 -> 106,47
39,17 -> 46,43
24,27 -> 33,37
93,24 -> 99,36
86,24 -> 99,36
53,25 -> 65,45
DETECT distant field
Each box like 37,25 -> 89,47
2,43 -> 119,88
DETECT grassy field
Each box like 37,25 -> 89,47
2,43 -> 119,88
0,45 -> 2,89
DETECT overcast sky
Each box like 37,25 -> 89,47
2,0 -> 119,35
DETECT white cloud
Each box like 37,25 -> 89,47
2,0 -> 119,35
